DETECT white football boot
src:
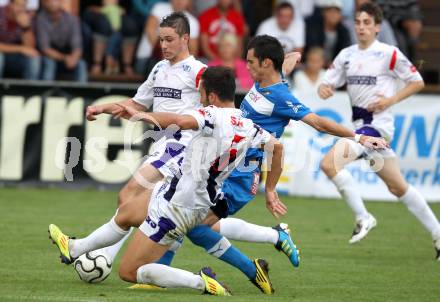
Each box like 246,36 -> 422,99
349,214 -> 377,244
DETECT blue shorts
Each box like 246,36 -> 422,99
220,167 -> 260,216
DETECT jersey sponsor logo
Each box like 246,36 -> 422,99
153,87 -> 182,99
244,88 -> 274,116
248,91 -> 261,103
347,75 -> 377,85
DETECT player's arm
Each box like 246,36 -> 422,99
264,137 -> 287,218
282,51 -> 302,76
367,80 -> 424,113
86,99 -> 147,121
301,112 -> 388,149
318,51 -> 347,99
112,103 -> 200,130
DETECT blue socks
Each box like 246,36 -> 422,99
187,224 -> 256,279
156,250 -> 175,266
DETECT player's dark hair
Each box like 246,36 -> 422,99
201,66 -> 236,102
247,35 -> 284,73
356,2 -> 383,24
160,12 -> 190,36
276,1 -> 294,13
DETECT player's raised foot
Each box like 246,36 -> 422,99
250,258 -> 274,295
198,267 -> 232,296
273,223 -> 300,267
349,214 -> 377,244
434,239 -> 440,261
48,224 -> 75,265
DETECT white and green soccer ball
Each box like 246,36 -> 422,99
73,251 -> 112,283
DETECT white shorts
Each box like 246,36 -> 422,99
342,137 -> 396,159
143,138 -> 185,180
139,182 -> 209,246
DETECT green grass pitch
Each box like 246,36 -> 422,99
0,188 -> 439,302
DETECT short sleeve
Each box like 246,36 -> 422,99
389,48 -> 423,83
273,94 -> 312,121
132,62 -> 163,109
322,50 -> 347,88
187,106 -> 217,135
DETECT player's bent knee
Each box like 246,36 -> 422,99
118,265 -> 137,283
320,155 -> 335,177
388,183 -> 408,198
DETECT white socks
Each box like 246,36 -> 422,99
332,169 -> 370,221
136,263 -> 204,290
97,228 -> 133,262
69,217 -> 129,259
219,218 -> 278,244
400,185 -> 440,240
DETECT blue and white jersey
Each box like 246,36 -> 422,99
240,81 -> 311,159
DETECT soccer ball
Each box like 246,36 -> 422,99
73,251 -> 112,283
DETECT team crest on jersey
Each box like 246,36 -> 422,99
182,64 -> 191,72
372,51 -> 384,59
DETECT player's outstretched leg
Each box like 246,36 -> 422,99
119,230 -> 231,296
217,218 -> 300,267
187,224 -> 274,294
48,215 -> 129,264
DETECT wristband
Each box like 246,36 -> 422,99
354,134 -> 362,143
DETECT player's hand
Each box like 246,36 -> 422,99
86,105 -> 103,121
367,94 -> 396,113
282,51 -> 302,76
265,191 -> 287,218
318,84 -> 334,99
359,135 -> 389,150
112,103 -> 141,120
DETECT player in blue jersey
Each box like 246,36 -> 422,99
172,35 -> 388,291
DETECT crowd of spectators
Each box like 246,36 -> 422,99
0,0 -> 425,88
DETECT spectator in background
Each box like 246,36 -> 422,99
131,0 -> 165,31
376,0 -> 423,62
344,0 -> 397,46
100,0 -> 137,75
0,0 -> 38,13
208,33 -> 252,90
293,47 -> 325,97
36,0 -> 87,82
256,2 -> 304,54
0,0 -> 40,80
82,1 -> 138,76
192,0 -> 242,16
278,0 -> 316,19
199,0 -> 246,60
135,0 -> 199,76
305,0 -> 351,65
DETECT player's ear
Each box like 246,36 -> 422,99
262,58 -> 271,69
182,33 -> 190,43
